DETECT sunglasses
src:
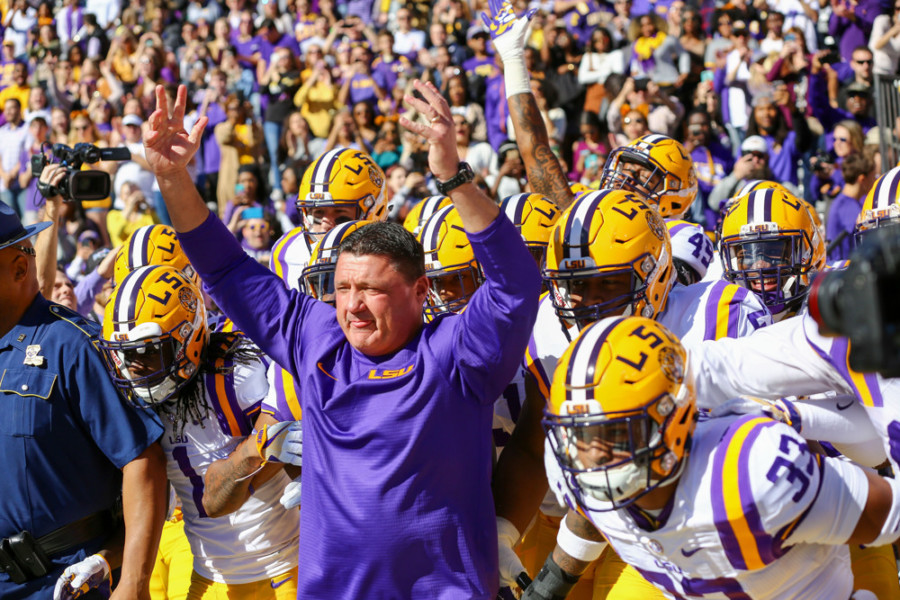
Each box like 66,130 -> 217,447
746,151 -> 767,160
854,58 -> 873,65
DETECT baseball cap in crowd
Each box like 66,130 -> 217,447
122,114 -> 143,128
732,20 -> 748,35
78,229 -> 101,246
0,203 -> 50,252
740,135 -> 769,155
466,25 -> 489,40
846,82 -> 872,96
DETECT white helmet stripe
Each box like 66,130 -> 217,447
567,318 -> 621,403
566,191 -> 608,261
116,265 -> 154,334
129,225 -> 152,270
421,205 -> 454,254
311,148 -> 344,195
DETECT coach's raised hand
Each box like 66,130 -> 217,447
144,84 -> 211,232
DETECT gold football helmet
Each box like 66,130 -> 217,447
544,316 -> 696,510
855,165 -> 900,246
599,134 -> 698,219
501,193 -> 561,266
300,220 -> 371,305
403,195 -> 451,236
296,148 -> 387,228
100,265 -> 207,405
719,188 -> 825,319
418,205 -> 482,320
113,224 -> 198,287
544,189 -> 673,325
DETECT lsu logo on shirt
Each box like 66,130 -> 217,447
368,364 -> 414,379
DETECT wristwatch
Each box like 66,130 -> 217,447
436,162 -> 475,195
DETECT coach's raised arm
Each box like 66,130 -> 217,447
144,82 -> 541,598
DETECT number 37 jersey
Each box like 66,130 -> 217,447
577,415 -> 868,600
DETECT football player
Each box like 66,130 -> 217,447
718,187 -> 826,323
93,265 -> 300,598
525,316 -> 900,600
495,189 -> 770,599
500,193 -> 561,268
113,224 -> 199,287
299,220 -> 371,306
598,134 -> 699,221
665,220 -> 714,286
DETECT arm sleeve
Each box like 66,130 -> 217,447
692,315 -> 851,410
178,211 -> 334,377
445,214 -> 541,404
807,72 -> 843,131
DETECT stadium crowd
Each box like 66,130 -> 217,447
4,0 -> 900,598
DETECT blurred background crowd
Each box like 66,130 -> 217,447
0,0 -> 897,306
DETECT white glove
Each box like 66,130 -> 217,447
481,0 -> 536,97
53,554 -> 111,600
497,517 -> 527,590
254,421 -> 303,466
280,479 -> 302,510
709,397 -> 802,433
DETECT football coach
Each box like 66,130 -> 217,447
143,81 -> 541,599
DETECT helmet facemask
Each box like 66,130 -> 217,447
545,390 -> 688,512
721,231 -> 810,318
100,321 -> 201,406
423,262 -> 483,320
547,256 -> 661,327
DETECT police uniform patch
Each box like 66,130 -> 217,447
24,344 -> 44,366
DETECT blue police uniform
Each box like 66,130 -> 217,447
0,294 -> 164,598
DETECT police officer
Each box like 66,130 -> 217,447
0,200 -> 167,599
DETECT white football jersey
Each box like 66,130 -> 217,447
160,355 -> 299,583
692,309 -> 900,472
547,415 -> 868,600
262,226 -> 316,421
268,226 -> 315,293
524,282 -> 770,515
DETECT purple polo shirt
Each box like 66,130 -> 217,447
178,210 -> 540,599
346,73 -> 380,107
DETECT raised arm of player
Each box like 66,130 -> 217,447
482,0 -> 575,210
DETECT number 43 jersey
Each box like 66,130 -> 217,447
160,355 -> 299,584
575,415 -> 868,600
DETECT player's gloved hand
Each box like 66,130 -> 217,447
254,421 -> 303,465
280,479 -> 302,510
497,516 -> 527,590
480,0 -> 535,64
53,554 -> 111,600
709,397 -> 802,433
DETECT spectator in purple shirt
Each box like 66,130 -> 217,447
145,80 -> 540,600
826,151 -> 875,260
829,0 -> 888,58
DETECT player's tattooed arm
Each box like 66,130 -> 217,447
202,414 -> 284,517
551,509 -> 605,576
508,93 -> 575,211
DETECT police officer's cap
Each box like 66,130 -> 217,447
0,203 -> 51,251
